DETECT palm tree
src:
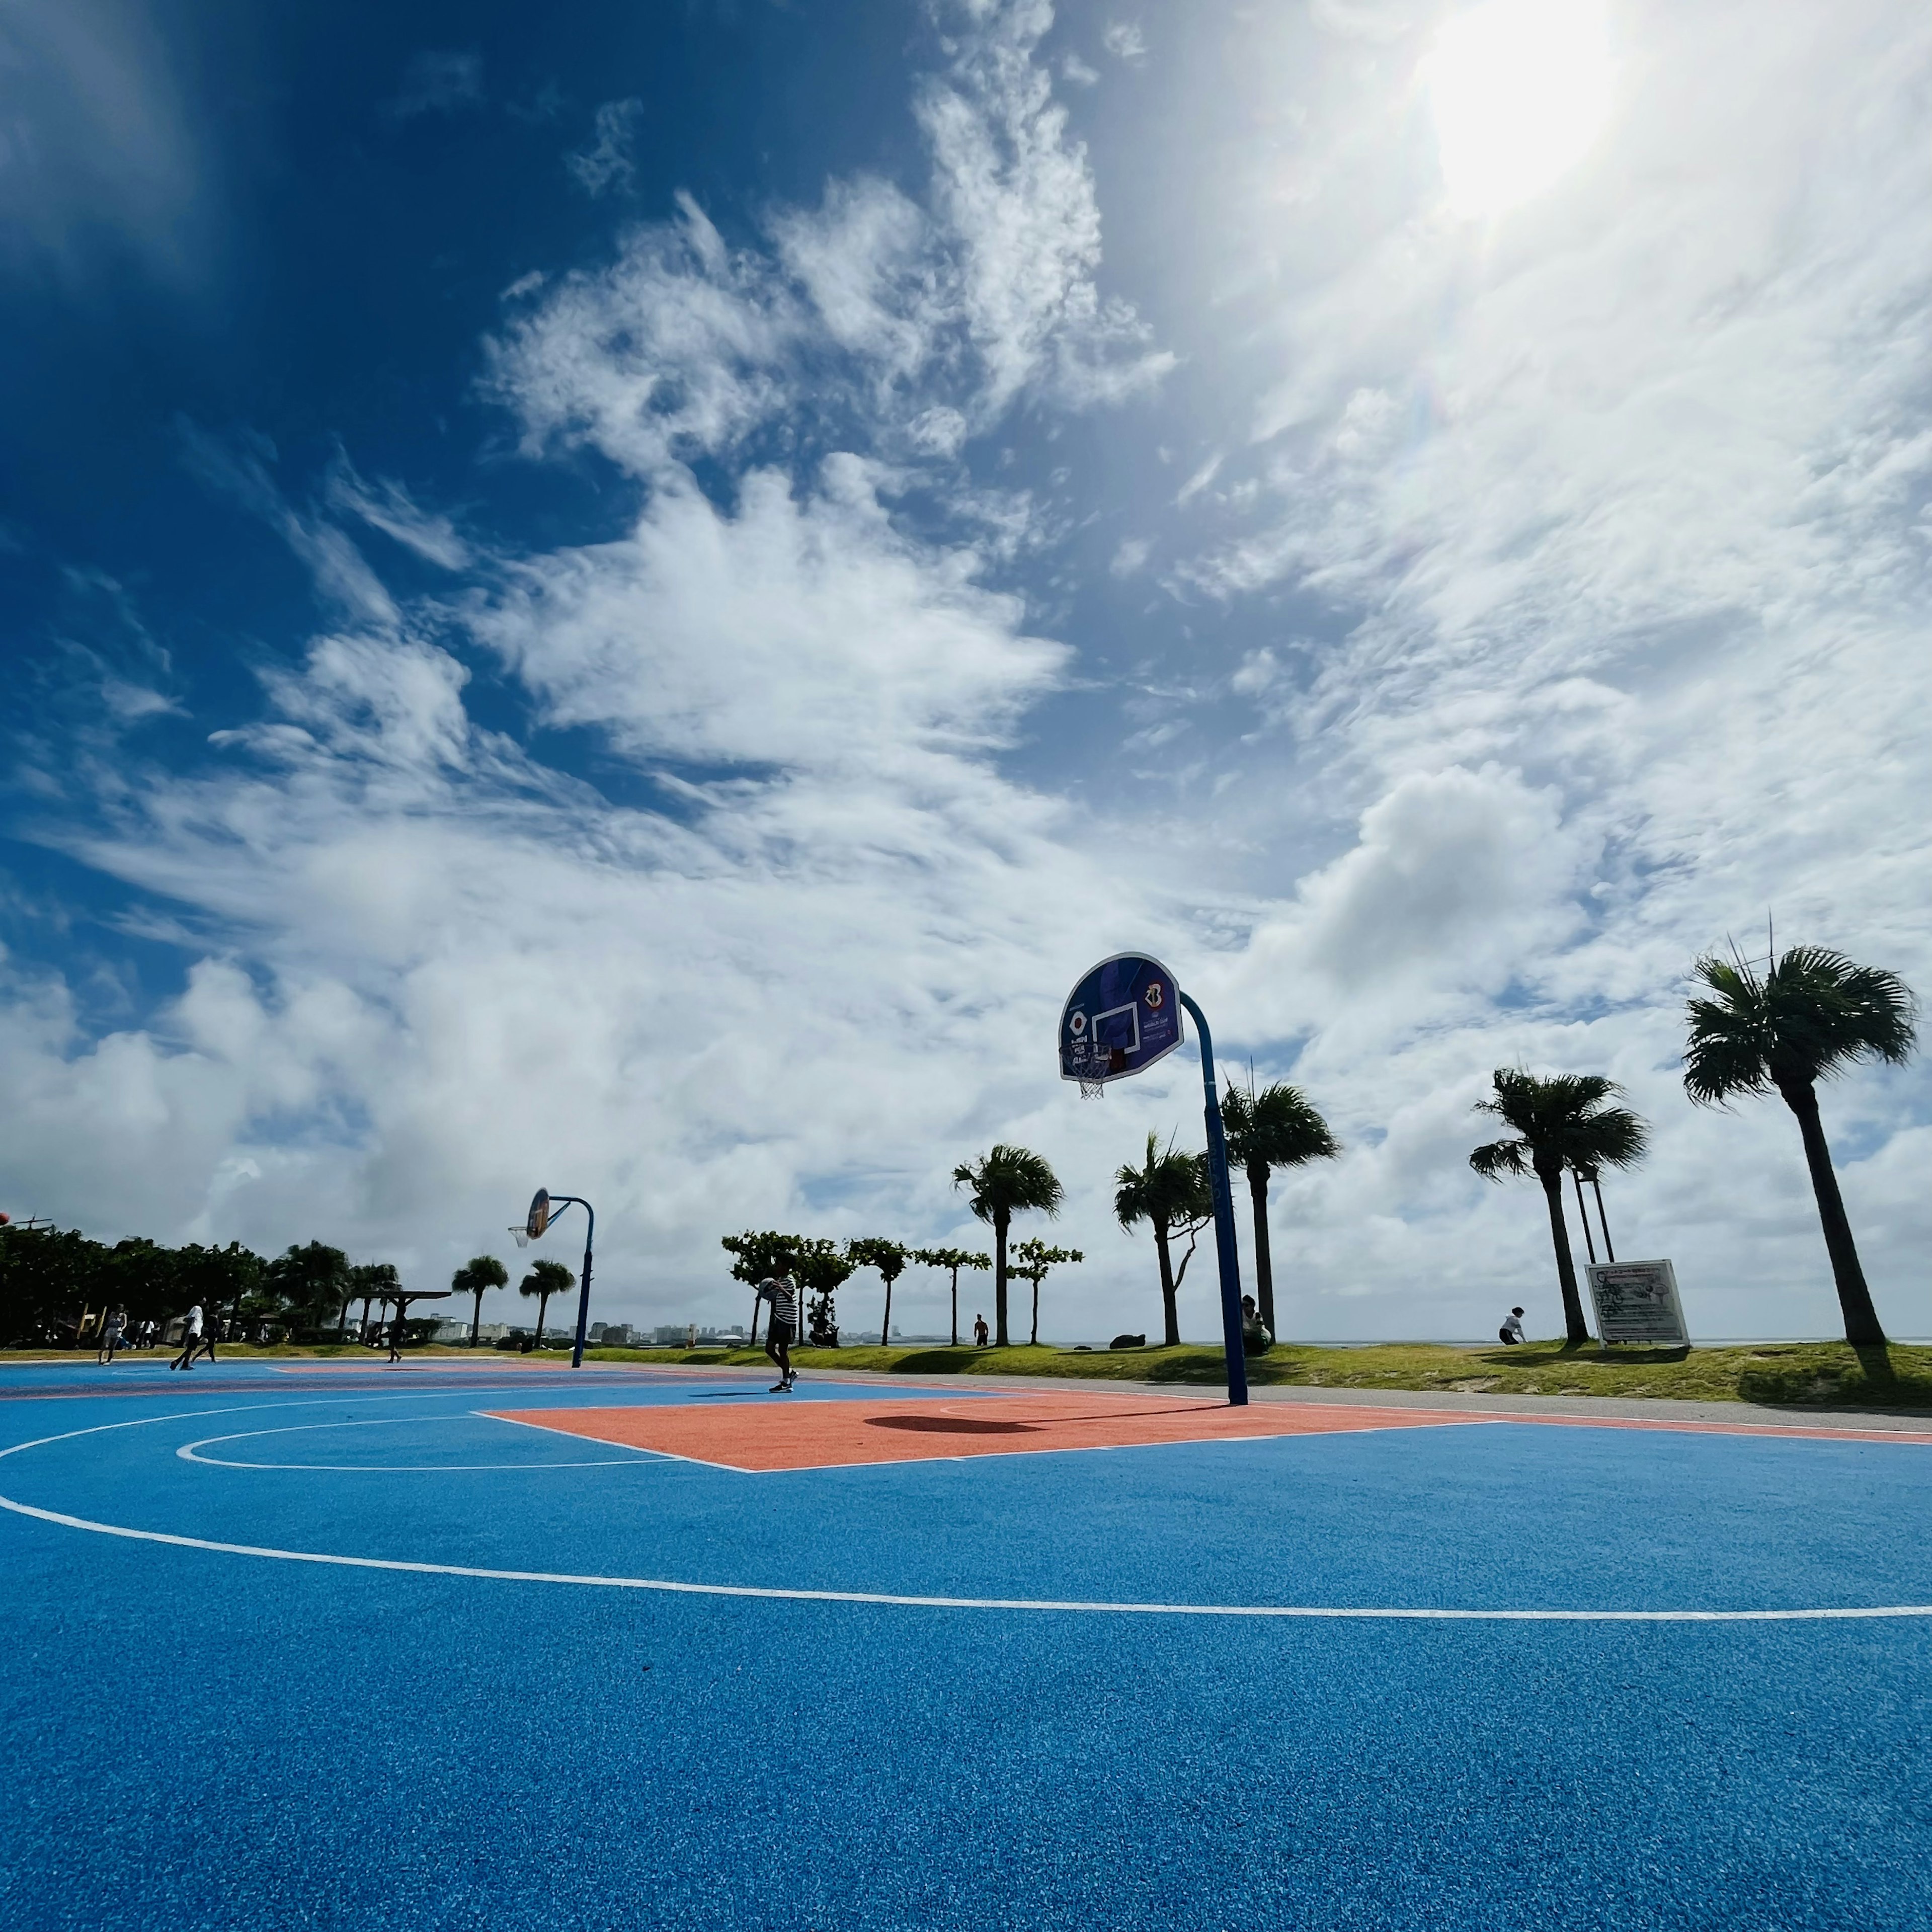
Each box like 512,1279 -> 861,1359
1011,1240 -> 1083,1345
848,1238 -> 910,1346
346,1261 -> 399,1341
518,1258 -> 575,1348
451,1254 -> 509,1346
1219,1080 -> 1337,1344
1683,945 -> 1916,1346
1114,1132 -> 1215,1347
951,1145 -> 1064,1346
1470,1070 -> 1649,1345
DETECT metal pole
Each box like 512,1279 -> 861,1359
1590,1174 -> 1616,1263
1571,1167 -> 1597,1265
1177,992 -> 1249,1408
545,1195 -> 596,1370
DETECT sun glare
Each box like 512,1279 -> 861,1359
1425,0 -> 1614,218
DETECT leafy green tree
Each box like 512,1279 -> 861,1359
847,1238 -> 910,1346
1219,1080 -> 1337,1344
912,1247 -> 990,1346
518,1258 -> 576,1346
1470,1070 -> 1649,1345
1683,945 -> 1917,1346
267,1242 -> 353,1338
1011,1239 -> 1083,1346
346,1262 -> 399,1340
451,1254 -> 509,1346
1114,1133 -> 1213,1348
722,1231 -> 806,1340
952,1145 -> 1064,1347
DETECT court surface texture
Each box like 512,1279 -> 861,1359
3,1360 -> 1929,1931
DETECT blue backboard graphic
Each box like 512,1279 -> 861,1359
1060,953 -> 1184,1086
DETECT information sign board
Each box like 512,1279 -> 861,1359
1585,1260 -> 1688,1345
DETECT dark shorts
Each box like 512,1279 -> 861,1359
767,1322 -> 795,1346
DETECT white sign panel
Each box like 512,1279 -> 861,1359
1585,1260 -> 1688,1345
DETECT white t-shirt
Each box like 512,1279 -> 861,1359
184,1305 -> 203,1337
1500,1311 -> 1525,1341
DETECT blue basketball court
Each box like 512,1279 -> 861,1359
3,1357 -> 1928,1930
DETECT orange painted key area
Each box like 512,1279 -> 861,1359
486,1391 -> 1484,1471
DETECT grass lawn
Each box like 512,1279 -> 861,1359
11,1336 -> 1929,1408
567,1336 -> 1932,1408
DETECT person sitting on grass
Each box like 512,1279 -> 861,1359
756,1256 -> 799,1393
1240,1294 -> 1272,1356
1499,1307 -> 1526,1345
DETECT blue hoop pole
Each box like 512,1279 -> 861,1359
1177,992 -> 1249,1407
538,1194 -> 597,1369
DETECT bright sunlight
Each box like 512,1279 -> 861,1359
1425,0 -> 1614,218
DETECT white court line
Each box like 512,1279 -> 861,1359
176,1416 -> 669,1473
4,1407 -> 1932,1623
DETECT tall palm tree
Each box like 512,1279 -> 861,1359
346,1261 -> 399,1342
451,1254 -> 509,1346
1219,1080 -> 1338,1343
1114,1132 -> 1215,1348
952,1145 -> 1063,1346
1683,945 -> 1916,1346
1470,1070 -> 1649,1345
518,1258 -> 575,1347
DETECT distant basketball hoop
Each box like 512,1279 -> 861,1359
509,1186 -> 595,1366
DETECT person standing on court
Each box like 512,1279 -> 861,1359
1498,1307 -> 1526,1345
98,1308 -> 126,1365
756,1257 -> 799,1392
170,1303 -> 204,1371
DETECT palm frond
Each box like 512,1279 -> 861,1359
1468,1139 -> 1531,1181
1683,944 -> 1917,1099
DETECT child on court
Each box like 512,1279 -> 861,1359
756,1258 -> 800,1392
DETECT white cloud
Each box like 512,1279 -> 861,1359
0,0 -> 204,285
1101,22 -> 1148,63
566,98 -> 643,198
917,0 -> 1174,415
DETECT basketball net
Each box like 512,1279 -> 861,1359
1077,1075 -> 1106,1099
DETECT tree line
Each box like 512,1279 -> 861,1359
912,939 -> 1918,1353
718,1229 -> 1081,1348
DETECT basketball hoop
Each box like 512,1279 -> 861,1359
1077,1075 -> 1107,1099
509,1226 -> 530,1250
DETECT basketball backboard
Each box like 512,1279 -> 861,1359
1060,953 -> 1184,1092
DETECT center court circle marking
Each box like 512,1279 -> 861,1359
4,1408 -> 1931,1626
177,1416 -> 664,1473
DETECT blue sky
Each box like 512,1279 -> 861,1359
4,0 -> 1928,1343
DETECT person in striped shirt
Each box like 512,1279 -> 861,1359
757,1259 -> 800,1392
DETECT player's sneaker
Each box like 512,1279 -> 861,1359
770,1380 -> 789,1393
784,1372 -> 798,1389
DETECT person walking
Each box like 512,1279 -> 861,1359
755,1257 -> 800,1392
973,1312 -> 990,1348
188,1312 -> 220,1366
386,1312 -> 405,1364
97,1308 -> 126,1365
170,1304 -> 204,1372
1498,1307 -> 1527,1345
